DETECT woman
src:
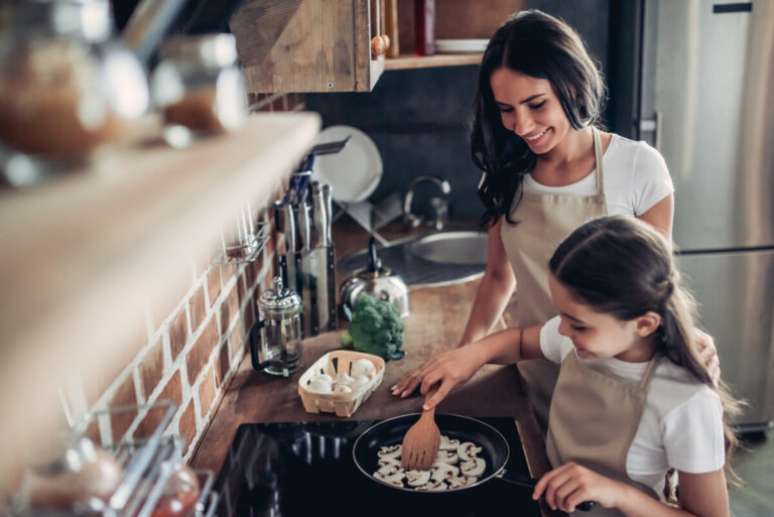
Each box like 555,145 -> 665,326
392,10 -> 719,425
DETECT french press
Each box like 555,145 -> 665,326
250,274 -> 304,377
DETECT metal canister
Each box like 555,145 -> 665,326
251,276 -> 304,377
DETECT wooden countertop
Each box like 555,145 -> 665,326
190,276 -> 557,515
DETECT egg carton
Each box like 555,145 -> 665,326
298,350 -> 385,417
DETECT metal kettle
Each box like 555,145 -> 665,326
339,238 -> 410,318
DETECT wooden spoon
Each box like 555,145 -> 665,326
400,405 -> 441,470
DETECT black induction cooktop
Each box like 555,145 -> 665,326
213,417 -> 542,517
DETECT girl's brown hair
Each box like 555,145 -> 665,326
549,216 -> 741,478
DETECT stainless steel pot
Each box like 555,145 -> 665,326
340,238 -> 410,318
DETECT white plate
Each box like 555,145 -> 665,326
313,125 -> 383,203
435,38 -> 489,53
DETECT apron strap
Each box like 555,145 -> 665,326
592,127 -> 604,195
638,356 -> 661,390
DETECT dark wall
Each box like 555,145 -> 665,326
306,0 -> 612,221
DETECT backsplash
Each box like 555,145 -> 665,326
69,93 -> 303,462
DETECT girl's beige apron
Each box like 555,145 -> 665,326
546,352 -> 661,515
500,127 -> 608,429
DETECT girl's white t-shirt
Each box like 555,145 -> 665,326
524,134 -> 674,216
539,316 -> 725,494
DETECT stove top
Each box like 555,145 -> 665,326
213,417 -> 542,517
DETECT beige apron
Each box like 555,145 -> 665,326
546,352 -> 661,515
501,127 -> 608,429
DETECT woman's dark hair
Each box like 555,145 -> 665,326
472,9 -> 606,228
549,215 -> 742,483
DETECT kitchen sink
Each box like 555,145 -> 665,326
408,231 -> 487,266
339,230 -> 488,287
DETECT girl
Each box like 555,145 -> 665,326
405,216 -> 738,517
393,8 -> 720,426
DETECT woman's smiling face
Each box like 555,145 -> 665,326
490,67 -> 571,155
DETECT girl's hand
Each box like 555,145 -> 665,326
533,462 -> 625,513
695,329 -> 721,386
390,367 -> 423,399
390,346 -> 484,410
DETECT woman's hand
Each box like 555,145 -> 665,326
533,462 -> 625,513
695,329 -> 721,386
390,346 -> 485,410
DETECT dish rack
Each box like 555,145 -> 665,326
298,350 -> 385,417
11,400 -> 218,517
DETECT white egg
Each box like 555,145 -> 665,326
307,377 -> 333,393
314,373 -> 333,385
351,375 -> 371,392
351,358 -> 376,378
334,372 -> 355,387
333,384 -> 352,394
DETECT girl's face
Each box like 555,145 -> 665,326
548,275 -> 660,362
490,67 -> 571,155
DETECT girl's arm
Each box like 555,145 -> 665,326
391,218 -> 516,396
409,324 -> 544,410
534,463 -> 729,517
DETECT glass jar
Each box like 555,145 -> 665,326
251,276 -> 304,377
151,33 -> 248,135
0,0 -> 149,161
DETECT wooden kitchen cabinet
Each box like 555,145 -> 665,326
231,0 -> 386,93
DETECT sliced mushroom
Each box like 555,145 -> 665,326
405,470 -> 432,487
377,462 -> 402,477
440,435 -> 460,451
374,470 -> 405,487
459,457 -> 486,477
377,444 -> 401,461
456,441 -> 482,462
431,463 -> 460,482
434,449 -> 459,465
415,479 -> 447,492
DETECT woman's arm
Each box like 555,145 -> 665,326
535,463 -> 729,517
457,217 -> 517,345
638,193 -> 674,241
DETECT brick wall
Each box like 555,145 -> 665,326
70,93 -> 304,462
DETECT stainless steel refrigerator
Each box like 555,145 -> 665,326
638,0 -> 774,431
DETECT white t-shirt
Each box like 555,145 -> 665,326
524,134 -> 673,216
539,316 -> 725,495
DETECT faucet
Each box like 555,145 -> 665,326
403,175 -> 452,230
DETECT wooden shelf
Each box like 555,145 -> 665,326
0,113 -> 319,469
384,53 -> 483,70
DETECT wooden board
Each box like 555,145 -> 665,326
0,113 -> 320,480
233,0 -> 383,93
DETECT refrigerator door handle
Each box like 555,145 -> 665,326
639,110 -> 661,149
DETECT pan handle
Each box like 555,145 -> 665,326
494,469 -> 596,512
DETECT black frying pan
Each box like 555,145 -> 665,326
352,413 -> 594,511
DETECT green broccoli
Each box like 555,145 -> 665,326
340,294 -> 405,360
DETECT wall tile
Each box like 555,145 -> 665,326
206,266 -> 222,308
178,400 -> 196,452
108,374 -> 138,444
169,307 -> 189,362
199,367 -> 217,419
136,371 -> 182,438
139,339 -> 165,399
189,287 -> 207,332
186,318 -> 219,384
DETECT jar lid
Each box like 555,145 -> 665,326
160,33 -> 238,68
259,276 -> 302,311
1,0 -> 113,42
